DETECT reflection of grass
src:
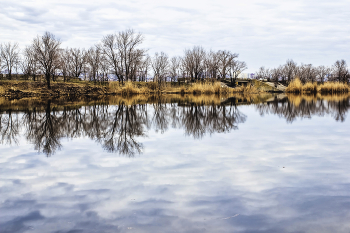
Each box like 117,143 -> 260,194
287,93 -> 350,106
286,79 -> 350,94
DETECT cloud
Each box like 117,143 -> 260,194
0,0 -> 349,71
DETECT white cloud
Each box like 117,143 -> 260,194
0,0 -> 349,71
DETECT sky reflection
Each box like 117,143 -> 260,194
1,94 -> 350,232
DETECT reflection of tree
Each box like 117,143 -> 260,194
255,95 -> 350,123
3,94 -> 348,157
99,103 -> 147,157
24,101 -> 62,156
0,110 -> 20,145
181,100 -> 246,139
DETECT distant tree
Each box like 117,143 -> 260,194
70,48 -> 87,79
204,51 -> 219,79
217,50 -> 238,80
20,46 -> 40,81
229,59 -> 247,87
100,29 -> 146,83
86,47 -> 102,82
0,42 -> 20,79
316,65 -> 331,84
182,46 -> 206,81
169,56 -> 181,83
283,59 -> 297,84
32,32 -> 61,89
59,48 -> 72,82
151,52 -> 169,83
333,60 -> 348,83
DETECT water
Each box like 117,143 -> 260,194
1,94 -> 350,233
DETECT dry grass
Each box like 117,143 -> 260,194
285,78 -> 303,93
318,82 -> 350,93
233,84 -> 260,94
302,82 -> 318,93
108,81 -> 242,95
0,86 -> 5,95
286,79 -> 350,94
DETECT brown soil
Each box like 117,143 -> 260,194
0,81 -> 109,98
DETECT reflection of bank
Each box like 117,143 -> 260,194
0,97 -> 247,156
1,94 -> 349,156
256,93 -> 350,123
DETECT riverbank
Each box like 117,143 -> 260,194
0,80 -> 265,98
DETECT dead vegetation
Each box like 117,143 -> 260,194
286,78 -> 350,94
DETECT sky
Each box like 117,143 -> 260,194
0,0 -> 349,72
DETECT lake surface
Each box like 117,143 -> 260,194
1,94 -> 350,233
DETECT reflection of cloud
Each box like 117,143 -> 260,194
1,105 -> 350,232
0,0 -> 349,71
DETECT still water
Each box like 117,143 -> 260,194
1,94 -> 350,233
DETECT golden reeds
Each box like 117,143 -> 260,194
286,79 -> 350,94
285,78 -> 303,93
318,82 -> 350,93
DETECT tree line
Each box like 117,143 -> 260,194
0,30 -> 247,89
255,59 -> 350,85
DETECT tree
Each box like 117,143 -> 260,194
100,29 -> 146,83
169,56 -> 181,83
59,48 -> 72,82
32,32 -> 61,89
0,42 -> 20,79
333,60 -> 348,83
20,46 -> 40,81
204,51 -> 219,79
182,46 -> 206,81
229,59 -> 247,87
217,50 -> 238,80
86,47 -> 102,82
70,48 -> 86,79
151,52 -> 169,83
316,65 -> 331,84
283,59 -> 297,84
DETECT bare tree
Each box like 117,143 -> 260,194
229,59 -> 247,87
59,48 -> 72,82
70,48 -> 86,79
20,46 -> 40,81
86,47 -> 102,82
333,60 -> 348,83
283,59 -> 297,84
316,65 -> 331,84
138,55 -> 151,82
204,51 -> 219,79
217,50 -> 238,80
169,56 -> 181,83
100,29 -> 146,83
182,46 -> 206,81
32,32 -> 61,89
0,42 -> 20,79
151,52 -> 169,83
255,66 -> 270,80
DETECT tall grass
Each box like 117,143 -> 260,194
286,79 -> 350,94
285,78 -> 303,93
318,82 -> 350,93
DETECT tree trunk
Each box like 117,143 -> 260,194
46,73 -> 51,89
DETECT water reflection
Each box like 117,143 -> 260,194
256,93 -> 350,123
1,94 -> 350,233
0,93 -> 349,156
0,95 -> 248,156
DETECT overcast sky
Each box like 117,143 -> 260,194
0,0 -> 349,72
